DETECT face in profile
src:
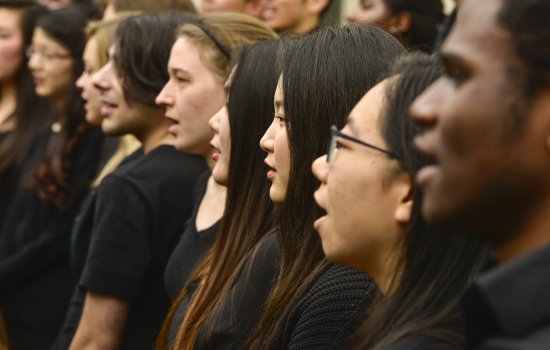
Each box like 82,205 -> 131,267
411,0 -> 550,239
209,104 -> 231,186
156,36 -> 226,156
261,0 -> 312,33
37,0 -> 72,10
76,36 -> 103,125
312,80 -> 411,272
260,76 -> 291,203
201,0 -> 263,18
0,7 -> 24,82
92,46 -> 150,137
347,0 -> 391,28
27,27 -> 74,101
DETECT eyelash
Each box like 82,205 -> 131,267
274,114 -> 287,126
444,65 -> 468,85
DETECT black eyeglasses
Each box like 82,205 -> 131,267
327,125 -> 399,162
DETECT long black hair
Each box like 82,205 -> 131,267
0,2 -> 52,175
29,4 -> 97,207
346,53 -> 488,349
245,25 -> 406,349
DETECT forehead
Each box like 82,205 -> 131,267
32,27 -> 67,51
168,37 -> 208,70
443,0 -> 515,66
0,8 -> 22,29
348,79 -> 387,136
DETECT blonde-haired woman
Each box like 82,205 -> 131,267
155,13 -> 277,350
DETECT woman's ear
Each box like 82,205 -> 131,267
394,174 -> 413,225
387,11 -> 413,35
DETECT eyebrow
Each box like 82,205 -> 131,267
439,51 -> 468,70
169,67 -> 190,76
346,116 -> 360,137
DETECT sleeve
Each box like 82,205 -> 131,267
284,265 -> 377,350
79,174 -> 151,302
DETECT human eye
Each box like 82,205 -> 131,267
274,114 -> 287,127
441,56 -> 469,86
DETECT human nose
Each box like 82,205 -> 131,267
92,62 -> 110,92
209,106 -> 224,133
312,154 -> 329,184
76,71 -> 87,90
155,80 -> 175,107
410,80 -> 441,129
260,119 -> 275,153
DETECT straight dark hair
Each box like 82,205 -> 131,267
29,4 -> 96,207
345,53 -> 488,349
0,2 -> 53,175
156,39 -> 280,350
245,25 -> 406,349
114,11 -> 197,108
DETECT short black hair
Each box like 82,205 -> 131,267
113,11 -> 196,107
498,0 -> 550,95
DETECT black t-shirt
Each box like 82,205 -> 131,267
168,233 -> 279,349
164,170 -> 220,301
79,145 -> 206,350
0,126 -> 104,350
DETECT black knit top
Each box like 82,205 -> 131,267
277,264 -> 377,349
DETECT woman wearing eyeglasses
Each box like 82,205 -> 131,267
312,53 -> 488,349
0,5 -> 103,349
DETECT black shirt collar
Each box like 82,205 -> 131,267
463,243 -> 550,345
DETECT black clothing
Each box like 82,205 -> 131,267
0,131 -> 14,227
164,170 -> 220,301
53,148 -> 143,349
77,145 -> 206,350
463,243 -> 550,349
0,126 -> 103,350
388,338 -> 455,350
168,233 -> 279,349
277,264 -> 377,350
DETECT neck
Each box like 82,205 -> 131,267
290,16 -> 319,34
496,198 -> 550,263
139,111 -> 175,154
364,240 -> 403,295
0,80 -> 17,128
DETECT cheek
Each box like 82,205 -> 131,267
274,131 -> 291,180
0,40 -> 24,75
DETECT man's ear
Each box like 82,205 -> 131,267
306,0 -> 331,16
386,11 -> 413,35
245,0 -> 264,18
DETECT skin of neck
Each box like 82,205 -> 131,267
0,79 -> 17,123
139,109 -> 176,153
289,14 -> 320,34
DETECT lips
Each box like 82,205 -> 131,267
413,133 -> 440,187
210,142 -> 221,161
264,159 -> 277,179
261,5 -> 276,21
33,76 -> 44,86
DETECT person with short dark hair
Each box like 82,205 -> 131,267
66,12 -> 207,350
347,0 -> 444,53
411,0 -> 550,347
261,0 -> 340,35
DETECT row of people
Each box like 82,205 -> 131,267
2,0 -> 548,350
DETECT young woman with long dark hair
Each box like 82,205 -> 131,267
0,5 -> 103,349
243,26 -> 405,349
0,0 -> 51,226
312,53 -> 488,349
157,39 -> 281,350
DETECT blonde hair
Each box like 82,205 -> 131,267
177,13 -> 277,83
91,135 -> 141,188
